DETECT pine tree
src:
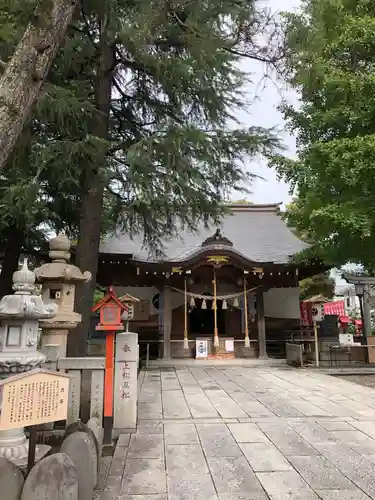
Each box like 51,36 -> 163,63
0,0 -> 78,169
0,0 -> 284,355
70,0 -> 284,356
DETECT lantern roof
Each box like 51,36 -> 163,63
92,286 -> 127,313
119,293 -> 140,303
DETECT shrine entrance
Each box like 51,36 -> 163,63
189,296 -> 226,336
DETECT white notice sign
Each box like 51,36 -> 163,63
339,333 -> 354,346
0,369 -> 70,430
196,339 -> 208,359
225,339 -> 234,352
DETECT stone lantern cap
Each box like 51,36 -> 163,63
0,259 -> 57,320
35,232 -> 91,283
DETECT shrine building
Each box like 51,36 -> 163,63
95,204 -> 321,359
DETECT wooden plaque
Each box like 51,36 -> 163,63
0,369 -> 70,430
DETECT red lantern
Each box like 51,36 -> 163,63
92,287 -> 127,331
92,287 -> 127,440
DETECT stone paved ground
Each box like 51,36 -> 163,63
95,366 -> 375,500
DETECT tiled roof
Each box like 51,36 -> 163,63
99,204 -> 309,264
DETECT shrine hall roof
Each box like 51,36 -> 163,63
99,204 -> 309,265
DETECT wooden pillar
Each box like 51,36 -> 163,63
256,287 -> 267,359
163,286 -> 172,358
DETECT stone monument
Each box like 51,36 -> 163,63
0,259 -> 57,464
35,232 -> 91,358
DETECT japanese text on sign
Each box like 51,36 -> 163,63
0,370 -> 69,430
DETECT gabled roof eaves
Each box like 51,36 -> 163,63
99,205 -> 308,265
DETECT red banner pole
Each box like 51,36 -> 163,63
103,331 -> 115,445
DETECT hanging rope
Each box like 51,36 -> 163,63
170,286 -> 258,302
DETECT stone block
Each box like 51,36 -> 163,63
0,458 -> 24,500
21,453 -> 78,500
207,456 -> 264,494
197,423 -> 242,457
167,473 -> 217,500
121,458 -> 166,495
256,470 -> 318,500
315,490 -> 372,500
288,455 -> 355,490
128,434 -> 164,459
318,421 -> 355,431
257,423 -> 319,456
227,423 -> 269,443
61,431 -> 98,500
136,421 -> 163,434
166,444 -> 209,476
240,442 -> 293,472
117,434 -> 131,447
164,423 -> 199,444
116,332 -> 138,362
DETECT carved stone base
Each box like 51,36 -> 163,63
0,429 -> 50,469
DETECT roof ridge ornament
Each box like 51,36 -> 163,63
201,228 -> 233,247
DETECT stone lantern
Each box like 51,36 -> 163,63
0,259 -> 57,464
35,232 -> 91,358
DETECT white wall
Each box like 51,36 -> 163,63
115,285 -> 301,319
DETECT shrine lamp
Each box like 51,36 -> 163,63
92,287 -> 127,331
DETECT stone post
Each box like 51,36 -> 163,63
113,332 -> 138,435
35,232 -> 91,359
0,260 -> 58,465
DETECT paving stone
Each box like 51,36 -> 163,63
318,421 -> 356,431
314,440 -> 375,498
197,423 -> 242,457
207,456 -> 264,494
315,490 -> 371,500
205,389 -> 248,418
167,474 -> 217,500
240,442 -> 293,471
228,423 -> 270,443
256,470 -> 317,499
217,494 -> 268,500
121,459 -> 166,495
184,392 -> 219,418
128,434 -> 164,459
254,396 -> 305,418
162,390 -> 191,418
350,420 -> 375,439
258,423 -> 319,456
164,423 -> 199,444
137,422 -> 163,434
288,455 -> 355,490
330,430 -> 375,454
166,444 -> 209,476
288,400 -> 333,417
118,496 -> 167,500
117,434 -> 131,447
288,421 -> 337,445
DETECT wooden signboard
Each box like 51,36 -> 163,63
0,369 -> 70,431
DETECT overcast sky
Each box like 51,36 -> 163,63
236,0 -> 301,207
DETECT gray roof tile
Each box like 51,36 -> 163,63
99,204 -> 308,264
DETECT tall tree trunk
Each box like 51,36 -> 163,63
0,0 -> 77,170
0,225 -> 24,298
68,8 -> 114,357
